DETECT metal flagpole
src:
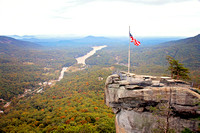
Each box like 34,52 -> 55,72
128,26 -> 131,73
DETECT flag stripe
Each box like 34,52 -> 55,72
129,32 -> 140,46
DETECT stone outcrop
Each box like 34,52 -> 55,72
105,72 -> 200,133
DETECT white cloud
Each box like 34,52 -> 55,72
0,0 -> 199,37
64,0 -> 196,6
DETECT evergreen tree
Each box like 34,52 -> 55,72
166,56 -> 190,80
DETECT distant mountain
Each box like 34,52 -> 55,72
151,34 -> 200,68
85,34 -> 200,83
137,37 -> 183,46
0,36 -> 41,52
8,35 -> 36,40
0,36 -> 40,48
128,34 -> 200,69
59,36 -> 118,46
16,35 -> 181,48
159,34 -> 200,46
18,35 -> 120,47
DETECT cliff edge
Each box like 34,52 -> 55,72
105,72 -> 200,133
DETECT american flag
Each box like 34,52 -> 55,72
129,32 -> 141,46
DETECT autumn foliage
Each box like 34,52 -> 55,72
0,66 -> 115,132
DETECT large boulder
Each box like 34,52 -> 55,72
105,73 -> 200,133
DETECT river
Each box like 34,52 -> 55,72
76,45 -> 107,65
57,67 -> 68,81
2,45 -> 107,109
57,45 -> 107,81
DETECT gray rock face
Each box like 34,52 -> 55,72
105,73 -> 200,133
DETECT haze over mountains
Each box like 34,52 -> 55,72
8,35 -> 182,47
1,34 -> 199,70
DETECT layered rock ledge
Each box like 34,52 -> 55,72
105,72 -> 200,133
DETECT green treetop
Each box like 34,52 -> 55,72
166,56 -> 190,80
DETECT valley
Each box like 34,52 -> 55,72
0,45 -> 107,110
0,34 -> 199,132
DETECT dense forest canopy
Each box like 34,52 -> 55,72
0,36 -> 92,100
0,66 -> 115,132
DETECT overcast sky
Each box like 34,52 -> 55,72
0,0 -> 200,37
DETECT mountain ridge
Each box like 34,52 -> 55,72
0,36 -> 41,53
0,36 -> 40,47
152,33 -> 200,68
8,35 -> 183,47
157,34 -> 200,46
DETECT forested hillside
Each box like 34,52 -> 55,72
86,34 -> 200,83
0,66 -> 115,133
157,34 -> 200,69
0,36 -> 91,100
0,36 -> 41,52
